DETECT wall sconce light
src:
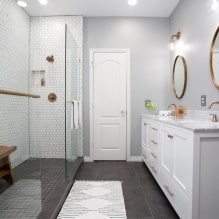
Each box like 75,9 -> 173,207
169,32 -> 181,50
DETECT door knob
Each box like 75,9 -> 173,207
121,110 -> 126,116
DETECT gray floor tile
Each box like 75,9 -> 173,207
0,158 -> 75,219
148,198 -> 179,219
77,161 -> 180,219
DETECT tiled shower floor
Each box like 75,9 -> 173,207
0,158 -> 73,219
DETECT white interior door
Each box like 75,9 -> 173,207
92,52 -> 127,160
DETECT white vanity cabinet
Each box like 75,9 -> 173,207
141,118 -> 160,181
141,115 -> 219,219
159,125 -> 193,219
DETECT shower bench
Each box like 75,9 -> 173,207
0,145 -> 17,183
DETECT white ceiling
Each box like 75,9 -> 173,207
24,0 -> 181,17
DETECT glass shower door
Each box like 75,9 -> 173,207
65,24 -> 82,177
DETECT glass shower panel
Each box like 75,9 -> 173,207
65,24 -> 81,177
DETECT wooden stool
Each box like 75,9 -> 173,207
0,145 -> 17,184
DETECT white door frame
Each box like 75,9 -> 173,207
89,48 -> 131,161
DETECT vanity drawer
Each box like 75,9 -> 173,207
149,134 -> 160,155
149,159 -> 159,181
149,123 -> 160,137
142,146 -> 152,166
160,169 -> 191,219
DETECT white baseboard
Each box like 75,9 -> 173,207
128,156 -> 142,162
84,156 -> 93,162
83,156 -> 142,162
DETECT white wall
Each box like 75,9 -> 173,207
83,17 -> 170,157
169,0 -> 219,109
0,0 -> 30,167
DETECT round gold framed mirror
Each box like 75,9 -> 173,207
210,26 -> 219,90
172,55 -> 187,99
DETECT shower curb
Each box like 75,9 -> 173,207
38,157 -> 83,219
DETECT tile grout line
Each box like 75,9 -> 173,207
133,164 -> 155,219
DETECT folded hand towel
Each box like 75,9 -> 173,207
159,110 -> 173,116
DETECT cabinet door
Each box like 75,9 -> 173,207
161,127 -> 193,198
172,130 -> 193,197
142,119 -> 148,148
160,129 -> 174,175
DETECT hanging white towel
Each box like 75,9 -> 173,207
71,102 -> 74,130
78,101 -> 82,129
74,101 -> 79,129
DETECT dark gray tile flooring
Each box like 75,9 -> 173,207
76,161 -> 179,219
0,158 -> 75,219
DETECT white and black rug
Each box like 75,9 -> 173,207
57,181 -> 127,219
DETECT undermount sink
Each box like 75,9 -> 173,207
154,116 -> 219,129
174,120 -> 219,129
176,120 -> 195,123
157,116 -> 174,120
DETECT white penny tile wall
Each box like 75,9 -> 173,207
0,0 -> 83,166
0,0 -> 30,167
29,16 -> 83,158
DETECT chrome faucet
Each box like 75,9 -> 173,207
208,101 -> 219,109
168,104 -> 177,117
208,101 -> 219,122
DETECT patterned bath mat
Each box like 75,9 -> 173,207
57,181 -> 127,219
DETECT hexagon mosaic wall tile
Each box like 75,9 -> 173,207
1,0 -> 83,167
29,16 -> 83,159
0,0 -> 30,167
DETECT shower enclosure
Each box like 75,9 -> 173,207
0,1 -> 83,218
65,24 -> 83,177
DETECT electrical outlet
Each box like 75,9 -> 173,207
145,100 -> 151,107
201,95 -> 206,106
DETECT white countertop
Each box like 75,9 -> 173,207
142,114 -> 219,132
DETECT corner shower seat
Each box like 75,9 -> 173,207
0,145 -> 17,183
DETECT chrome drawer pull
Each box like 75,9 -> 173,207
167,134 -> 174,139
151,152 -> 157,159
151,127 -> 158,131
143,154 -> 147,159
151,166 -> 157,173
151,140 -> 158,145
164,185 -> 174,197
144,123 -> 147,126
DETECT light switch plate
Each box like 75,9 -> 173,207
145,100 -> 151,107
201,95 -> 206,106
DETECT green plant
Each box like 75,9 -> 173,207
146,102 -> 158,115
146,102 -> 156,109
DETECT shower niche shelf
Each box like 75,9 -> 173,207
32,70 -> 45,87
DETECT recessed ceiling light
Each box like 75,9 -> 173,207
128,0 -> 137,6
39,0 -> 48,5
17,0 -> 27,7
